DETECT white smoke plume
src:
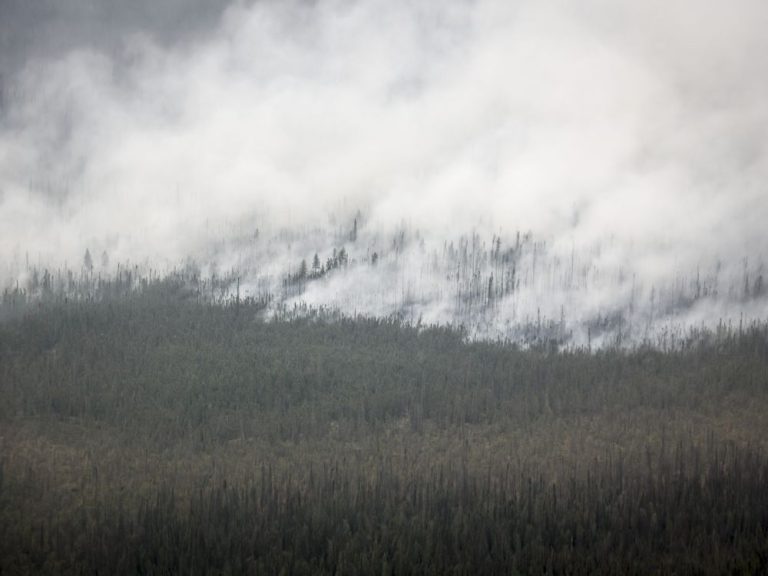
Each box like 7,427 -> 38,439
1,0 -> 767,343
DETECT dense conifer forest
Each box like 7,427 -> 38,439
2,279 -> 768,574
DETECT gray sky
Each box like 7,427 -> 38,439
0,0 -> 231,77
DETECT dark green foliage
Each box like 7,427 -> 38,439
2,443 -> 768,575
2,287 -> 768,573
2,290 -> 766,439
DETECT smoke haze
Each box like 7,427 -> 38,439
1,0 -> 767,343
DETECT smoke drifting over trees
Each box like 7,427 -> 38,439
1,0 -> 767,341
5,4 -> 768,573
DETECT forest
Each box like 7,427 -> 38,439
3,0 -> 768,573
2,277 -> 768,574
5,223 -> 767,350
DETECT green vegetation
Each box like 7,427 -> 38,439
2,281 -> 768,574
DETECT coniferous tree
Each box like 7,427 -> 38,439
84,249 -> 93,272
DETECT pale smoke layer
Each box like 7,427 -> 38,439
1,0 -> 767,342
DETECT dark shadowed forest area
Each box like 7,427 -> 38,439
2,279 -> 768,574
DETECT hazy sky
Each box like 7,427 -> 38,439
1,0 -> 767,277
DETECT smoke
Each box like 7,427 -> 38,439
1,0 -> 767,339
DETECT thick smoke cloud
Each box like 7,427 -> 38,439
1,0 -> 767,341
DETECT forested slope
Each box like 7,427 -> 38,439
2,285 -> 768,574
